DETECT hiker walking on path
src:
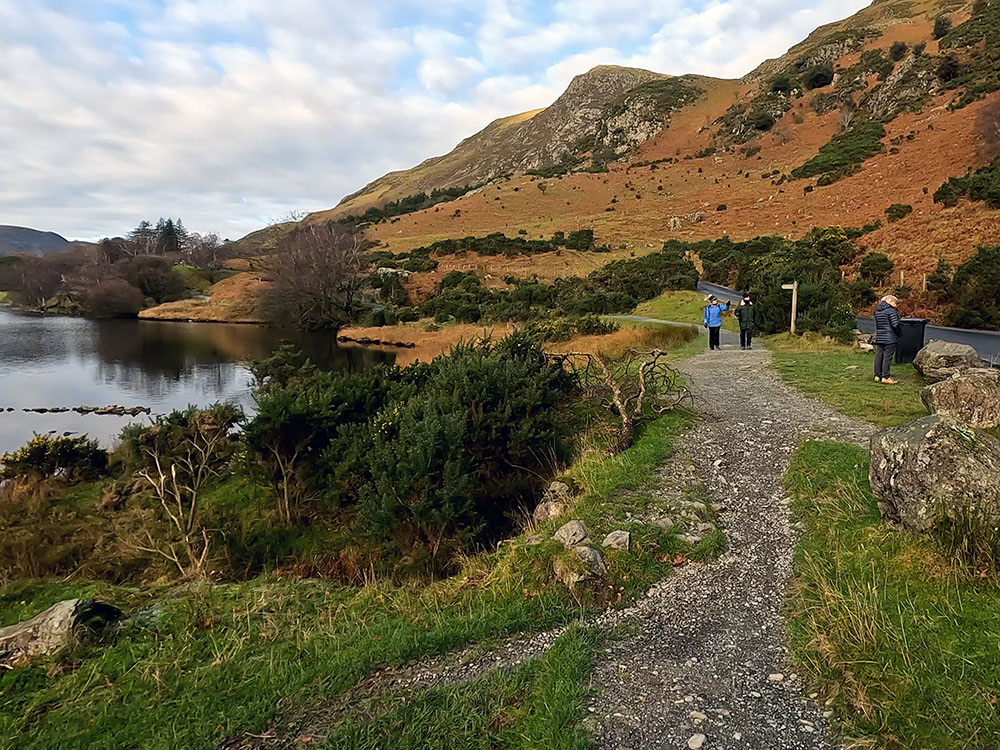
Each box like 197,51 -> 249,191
703,295 -> 731,351
734,292 -> 758,351
874,294 -> 901,384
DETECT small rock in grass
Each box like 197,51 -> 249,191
602,530 -> 630,550
554,520 -> 591,548
768,673 -> 784,683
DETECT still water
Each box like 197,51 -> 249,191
0,309 -> 393,454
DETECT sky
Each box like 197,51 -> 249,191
0,0 -> 870,241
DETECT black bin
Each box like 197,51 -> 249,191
896,318 -> 929,364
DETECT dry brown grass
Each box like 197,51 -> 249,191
140,272 -> 267,323
546,323 -> 696,359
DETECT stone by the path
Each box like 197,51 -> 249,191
554,520 -> 591,548
553,546 -> 607,587
0,599 -> 122,668
870,415 -> 1000,532
533,501 -> 567,525
602,530 -> 631,550
913,340 -> 981,383
688,733 -> 707,749
922,368 -> 1000,428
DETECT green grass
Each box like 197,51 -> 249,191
632,290 -> 739,332
0,291 -> 9,304
786,441 -> 1000,748
768,336 -> 924,427
324,625 -> 596,748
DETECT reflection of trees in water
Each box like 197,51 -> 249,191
90,319 -> 394,401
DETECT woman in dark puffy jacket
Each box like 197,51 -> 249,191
874,295 -> 901,384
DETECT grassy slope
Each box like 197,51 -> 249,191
768,334 -> 924,427
632,291 -> 739,332
0,337 -> 703,749
786,441 -> 1000,748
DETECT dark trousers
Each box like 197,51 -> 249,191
875,343 -> 897,379
709,327 -> 721,350
740,328 -> 754,349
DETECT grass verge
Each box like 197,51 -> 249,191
786,441 -> 1000,748
324,624 -> 597,748
768,334 -> 924,427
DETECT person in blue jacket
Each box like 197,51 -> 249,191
703,295 -> 731,350
874,294 -> 901,384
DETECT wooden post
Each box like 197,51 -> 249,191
922,274 -> 928,292
782,281 -> 799,335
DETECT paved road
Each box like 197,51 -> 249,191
700,281 -> 1000,364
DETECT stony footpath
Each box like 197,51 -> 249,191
585,344 -> 872,750
225,338 -> 875,749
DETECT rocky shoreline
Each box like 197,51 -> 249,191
3,405 -> 152,417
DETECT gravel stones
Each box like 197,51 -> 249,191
586,345 -> 871,749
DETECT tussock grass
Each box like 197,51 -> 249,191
786,441 -> 1000,748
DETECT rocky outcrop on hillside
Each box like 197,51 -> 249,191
332,66 -> 706,216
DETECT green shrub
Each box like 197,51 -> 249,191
889,41 -> 908,61
360,334 -> 577,567
858,252 -> 895,285
749,111 -> 777,131
947,245 -> 1000,329
340,185 -> 481,226
934,159 -> 1000,208
791,122 -> 887,183
927,259 -> 953,296
803,64 -> 835,90
82,279 -> 144,318
846,278 -> 876,307
1,434 -> 107,482
564,229 -> 595,251
933,15 -> 953,40
770,74 -> 793,93
242,364 -> 423,522
884,203 -> 913,222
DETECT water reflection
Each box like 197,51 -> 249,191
0,310 -> 392,452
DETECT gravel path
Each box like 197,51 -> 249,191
585,344 -> 872,750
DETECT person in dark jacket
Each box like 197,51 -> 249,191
874,295 -> 901,384
734,292 -> 758,350
703,295 -> 731,350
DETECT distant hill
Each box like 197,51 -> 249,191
0,225 -> 70,256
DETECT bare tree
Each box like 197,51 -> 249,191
11,257 -> 65,308
183,232 -> 229,270
261,222 -> 367,330
563,349 -> 691,455
838,103 -> 858,132
268,209 -> 308,226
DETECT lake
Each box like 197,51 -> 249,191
0,309 -> 393,454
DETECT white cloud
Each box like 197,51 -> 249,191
0,0 -> 869,240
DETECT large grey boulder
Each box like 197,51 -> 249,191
554,520 -> 591,548
0,599 -> 122,668
922,369 -> 1000,428
869,415 -> 1000,532
913,341 -> 982,383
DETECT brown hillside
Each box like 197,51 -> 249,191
210,0 -> 998,324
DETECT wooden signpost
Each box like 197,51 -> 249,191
782,281 -> 799,335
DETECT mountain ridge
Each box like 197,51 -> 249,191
0,225 -> 70,256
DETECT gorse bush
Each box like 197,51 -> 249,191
1,434 -> 107,482
858,252 -> 895,285
934,158 -> 1000,208
361,334 -> 577,566
791,122 -> 887,183
884,203 -> 913,223
340,185 -> 481,226
947,245 -> 1000,329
